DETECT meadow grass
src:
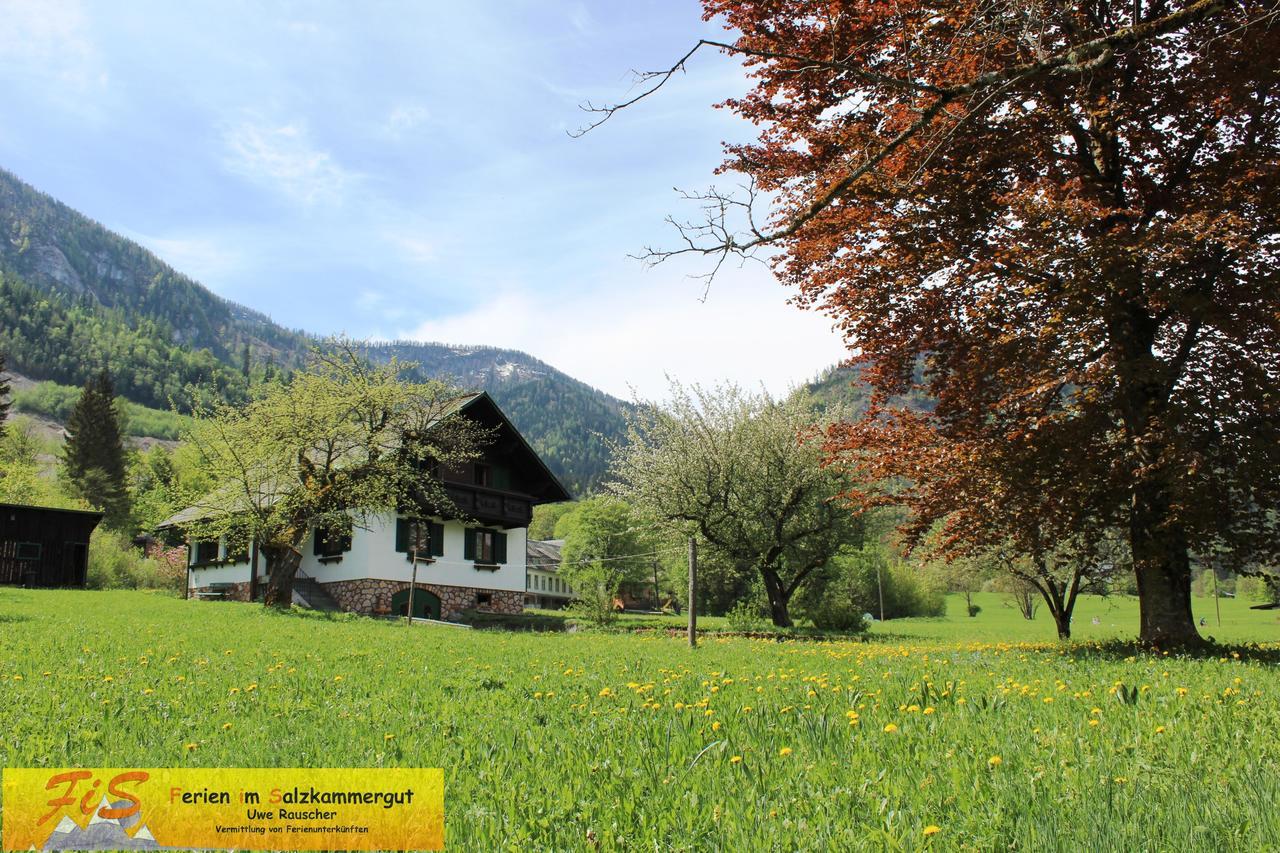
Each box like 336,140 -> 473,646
0,589 -> 1277,851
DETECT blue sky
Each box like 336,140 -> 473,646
0,0 -> 848,399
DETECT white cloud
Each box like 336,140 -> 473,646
383,104 -> 431,137
397,265 -> 849,400
385,230 -> 437,266
221,120 -> 358,206
0,0 -> 107,93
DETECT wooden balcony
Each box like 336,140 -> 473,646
440,483 -> 533,529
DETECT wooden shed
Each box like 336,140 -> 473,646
0,503 -> 103,588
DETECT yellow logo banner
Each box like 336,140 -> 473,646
2,768 -> 443,851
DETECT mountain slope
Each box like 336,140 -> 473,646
0,167 -> 311,363
0,167 -> 626,495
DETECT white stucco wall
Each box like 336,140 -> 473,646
187,536 -> 262,589
186,514 -> 526,593
300,513 -> 527,593
526,567 -> 573,598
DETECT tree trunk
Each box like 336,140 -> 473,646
1052,609 -> 1071,641
261,546 -> 302,609
760,567 -> 793,628
1131,487 -> 1202,647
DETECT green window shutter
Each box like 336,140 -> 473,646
395,518 -> 408,553
430,523 -> 445,557
495,532 -> 507,564
464,528 -> 475,561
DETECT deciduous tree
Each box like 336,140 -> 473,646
556,497 -> 654,607
609,383 -> 861,627
596,0 -> 1280,646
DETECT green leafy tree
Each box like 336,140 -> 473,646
529,501 -> 577,540
609,382 -> 861,628
62,369 -> 131,527
181,343 -> 490,608
556,497 -> 654,614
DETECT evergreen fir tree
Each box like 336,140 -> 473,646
62,369 -> 131,527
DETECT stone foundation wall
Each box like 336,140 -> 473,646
189,582 -> 251,602
321,578 -> 523,621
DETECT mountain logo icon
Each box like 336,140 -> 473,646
41,798 -> 164,851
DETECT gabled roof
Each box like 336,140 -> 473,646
455,392 -> 572,504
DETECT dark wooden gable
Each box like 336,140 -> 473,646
429,394 -> 571,529
0,503 -> 103,588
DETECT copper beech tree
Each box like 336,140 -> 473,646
591,1 -> 1280,645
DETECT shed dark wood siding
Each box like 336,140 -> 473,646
0,504 -> 103,588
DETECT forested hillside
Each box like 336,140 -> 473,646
0,273 -> 254,410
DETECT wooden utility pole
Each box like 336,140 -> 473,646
407,545 -> 418,625
688,536 -> 697,648
876,561 -> 885,623
653,559 -> 661,611
1212,565 -> 1222,627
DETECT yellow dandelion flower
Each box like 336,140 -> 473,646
1088,719 -> 1100,727
333,675 -> 343,682
711,721 -> 722,731
988,755 -> 1002,767
923,707 -> 935,715
103,676 -> 113,682
222,723 -> 233,730
779,747 -> 793,757
883,723 -> 899,733
1155,726 -> 1166,734
384,733 -> 395,741
184,742 -> 198,752
923,825 -> 941,837
730,755 -> 742,765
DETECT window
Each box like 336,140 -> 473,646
395,519 -> 444,558
313,524 -> 353,559
464,528 -> 507,565
192,540 -> 220,565
15,542 -> 41,561
474,463 -> 491,487
477,592 -> 492,606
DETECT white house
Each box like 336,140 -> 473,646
166,393 -> 572,622
525,538 -> 573,609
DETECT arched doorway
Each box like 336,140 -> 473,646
390,587 -> 441,621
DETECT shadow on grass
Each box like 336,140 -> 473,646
1057,637 -> 1280,665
